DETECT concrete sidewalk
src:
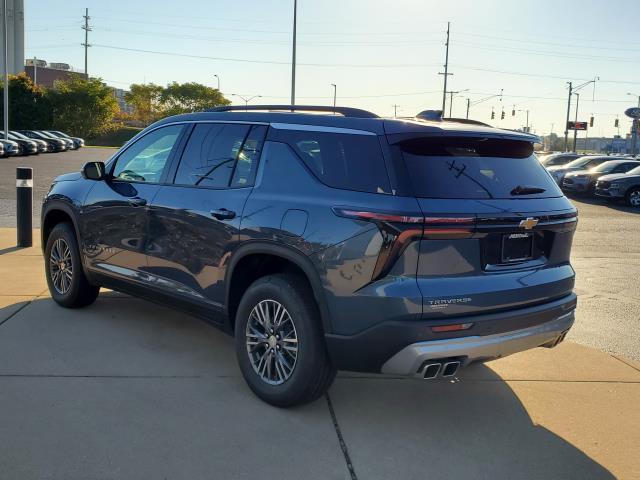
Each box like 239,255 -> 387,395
1,229 -> 639,479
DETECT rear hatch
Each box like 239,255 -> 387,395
389,133 -> 577,319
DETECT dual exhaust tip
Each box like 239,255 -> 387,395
421,360 -> 461,379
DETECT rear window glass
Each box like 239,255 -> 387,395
398,137 -> 562,199
286,131 -> 391,194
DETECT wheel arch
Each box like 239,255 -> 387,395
225,242 -> 332,334
41,201 -> 81,252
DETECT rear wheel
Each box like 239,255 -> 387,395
626,188 -> 640,208
234,274 -> 336,407
45,223 -> 99,308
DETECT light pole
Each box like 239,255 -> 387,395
232,94 -> 261,108
290,0 -> 297,106
518,109 -> 530,132
447,89 -> 468,117
3,0 -> 8,142
564,77 -> 598,152
213,74 -> 220,91
573,92 -> 580,152
331,83 -> 336,112
628,93 -> 640,156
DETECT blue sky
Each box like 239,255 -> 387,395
26,0 -> 640,137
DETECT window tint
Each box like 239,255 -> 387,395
286,131 -> 391,194
175,123 -> 250,188
231,125 -> 267,187
113,124 -> 183,183
398,137 -> 562,199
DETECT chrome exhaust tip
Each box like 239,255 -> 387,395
442,361 -> 461,377
422,363 -> 442,379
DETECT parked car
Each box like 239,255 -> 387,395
38,131 -> 75,150
595,164 -> 640,207
46,130 -> 84,149
10,130 -> 49,153
0,141 -> 5,157
0,131 -> 39,155
562,160 -> 640,195
547,155 -> 626,185
41,105 -> 577,407
539,152 -> 581,167
17,130 -> 67,152
0,138 -> 20,157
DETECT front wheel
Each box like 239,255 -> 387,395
626,188 -> 640,208
234,274 -> 336,407
45,223 -> 99,308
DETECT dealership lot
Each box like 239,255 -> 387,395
0,150 -> 639,478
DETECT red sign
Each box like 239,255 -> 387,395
567,121 -> 588,131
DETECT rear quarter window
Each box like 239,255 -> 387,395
283,130 -> 391,194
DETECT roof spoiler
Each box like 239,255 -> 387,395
207,105 -> 379,119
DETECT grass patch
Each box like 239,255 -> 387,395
87,126 -> 143,147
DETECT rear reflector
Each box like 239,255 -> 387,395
431,323 -> 474,333
332,208 -> 423,224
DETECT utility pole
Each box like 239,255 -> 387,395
331,83 -> 336,112
392,104 -> 399,118
466,98 -> 470,119
438,22 -> 451,115
573,92 -> 580,152
564,81 -> 573,152
232,94 -> 261,108
3,0 -> 8,142
81,8 -> 91,77
290,0 -> 297,106
33,57 -> 37,86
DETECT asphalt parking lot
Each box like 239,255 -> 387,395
1,149 -> 638,360
0,150 -> 639,479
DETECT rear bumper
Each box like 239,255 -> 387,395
325,293 -> 577,373
381,311 -> 574,376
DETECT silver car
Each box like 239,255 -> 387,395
595,164 -> 640,207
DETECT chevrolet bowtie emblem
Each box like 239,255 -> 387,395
519,217 -> 539,230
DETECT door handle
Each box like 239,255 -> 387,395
210,208 -> 236,220
128,197 -> 147,207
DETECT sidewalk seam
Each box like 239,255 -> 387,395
0,301 -> 31,328
326,392 -> 358,480
612,355 -> 640,373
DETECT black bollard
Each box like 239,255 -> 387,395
16,167 -> 33,247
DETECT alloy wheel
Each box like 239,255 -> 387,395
245,299 -> 298,385
630,190 -> 640,207
49,238 -> 73,294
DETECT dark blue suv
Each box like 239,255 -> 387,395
41,105 -> 577,406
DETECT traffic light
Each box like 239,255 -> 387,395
589,116 -> 594,127
491,110 -> 495,120
614,118 -> 619,128
501,109 -> 505,120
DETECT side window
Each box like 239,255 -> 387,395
174,123 -> 250,188
620,163 -> 638,172
231,125 -> 267,188
113,125 -> 184,183
285,131 -> 391,194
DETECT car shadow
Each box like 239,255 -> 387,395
0,292 -> 616,479
330,366 -> 615,479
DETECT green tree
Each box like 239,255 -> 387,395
125,83 -> 164,125
0,73 -> 51,129
47,75 -> 119,138
160,81 -> 230,116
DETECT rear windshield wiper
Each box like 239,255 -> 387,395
511,185 -> 546,195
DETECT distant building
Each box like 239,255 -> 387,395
111,88 -> 134,114
24,61 -> 87,89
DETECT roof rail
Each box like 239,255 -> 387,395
207,104 -> 379,119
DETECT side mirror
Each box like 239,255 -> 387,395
81,161 -> 106,180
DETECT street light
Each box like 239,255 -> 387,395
330,83 -> 336,112
573,92 -> 580,152
447,88 -> 469,117
213,74 -> 220,91
627,92 -> 640,108
231,94 -> 261,108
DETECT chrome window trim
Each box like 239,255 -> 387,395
269,122 -> 377,136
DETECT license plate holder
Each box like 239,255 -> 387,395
501,232 -> 533,263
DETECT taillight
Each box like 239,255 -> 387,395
333,207 -> 476,280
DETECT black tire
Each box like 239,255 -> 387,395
234,274 -> 336,407
45,222 -> 99,308
625,187 -> 640,208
